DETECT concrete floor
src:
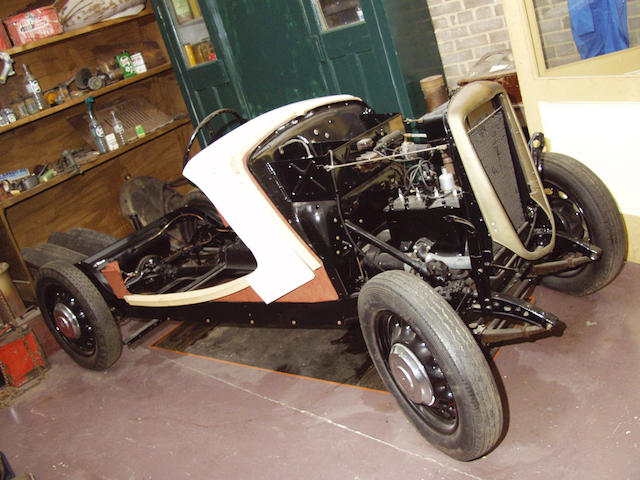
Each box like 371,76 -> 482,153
1,263 -> 639,479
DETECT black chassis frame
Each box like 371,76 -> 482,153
74,95 -> 601,344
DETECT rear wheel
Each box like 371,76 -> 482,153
541,152 -> 626,295
36,261 -> 122,370
358,270 -> 503,461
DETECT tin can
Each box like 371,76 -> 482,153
11,99 -> 29,119
183,44 -> 196,67
131,53 -> 147,74
2,108 -> 17,124
115,52 -> 136,79
24,97 -> 38,115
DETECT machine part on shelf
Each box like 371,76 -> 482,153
75,68 -> 93,89
74,67 -> 108,91
18,175 -> 39,192
57,149 -> 80,174
98,60 -> 124,82
0,52 -> 15,84
87,74 -> 106,91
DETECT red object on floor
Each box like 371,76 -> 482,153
0,327 -> 48,387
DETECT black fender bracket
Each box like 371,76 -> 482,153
470,292 -> 566,345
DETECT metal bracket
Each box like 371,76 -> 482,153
528,131 -> 545,174
490,293 -> 562,331
532,229 -> 602,276
471,292 -> 562,332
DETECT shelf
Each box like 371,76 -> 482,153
177,16 -> 205,29
0,116 -> 191,210
4,7 -> 154,56
0,64 -> 173,134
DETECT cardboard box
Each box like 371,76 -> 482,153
4,6 -> 63,47
0,23 -> 11,50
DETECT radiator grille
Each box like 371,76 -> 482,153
468,105 -> 526,229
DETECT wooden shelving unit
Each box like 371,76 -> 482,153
0,64 -> 173,134
0,116 -> 189,209
0,3 -> 191,302
4,8 -> 155,56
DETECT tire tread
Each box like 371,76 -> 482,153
359,270 -> 502,460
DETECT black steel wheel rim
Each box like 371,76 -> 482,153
376,310 -> 457,433
43,284 -> 96,357
545,180 -> 591,276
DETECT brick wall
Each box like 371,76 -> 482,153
425,0 -> 512,88
534,0 -> 640,68
426,0 -> 640,86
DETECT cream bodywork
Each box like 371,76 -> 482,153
447,82 -> 554,259
124,95 -> 359,307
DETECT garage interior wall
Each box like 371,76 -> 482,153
503,1 -> 640,263
425,0 -> 512,87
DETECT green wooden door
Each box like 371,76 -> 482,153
156,0 -> 443,128
303,0 -> 410,115
211,0 -> 331,116
151,0 -> 245,144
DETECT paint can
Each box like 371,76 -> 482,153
131,52 -> 147,74
420,74 -> 448,113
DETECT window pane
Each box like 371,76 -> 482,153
533,0 -> 639,69
166,0 -> 217,68
313,0 -> 364,30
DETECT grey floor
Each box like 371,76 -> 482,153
1,263 -> 639,479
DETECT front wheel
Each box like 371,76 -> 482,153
36,261 -> 122,370
358,271 -> 503,461
541,152 -> 627,296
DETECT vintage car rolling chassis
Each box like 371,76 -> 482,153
25,82 -> 626,461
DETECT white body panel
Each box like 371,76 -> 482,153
177,95 -> 357,304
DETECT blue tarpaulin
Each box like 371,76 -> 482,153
568,0 -> 629,59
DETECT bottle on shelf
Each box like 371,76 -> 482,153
110,110 -> 127,147
85,97 -> 107,154
22,64 -> 46,111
